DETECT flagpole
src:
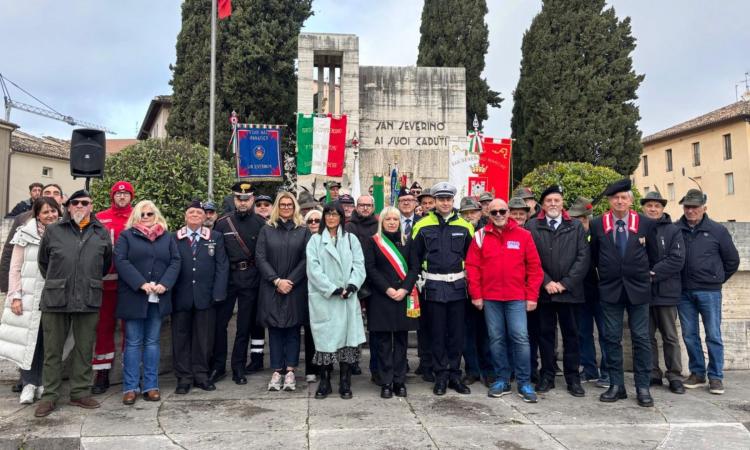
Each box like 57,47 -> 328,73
208,0 -> 217,201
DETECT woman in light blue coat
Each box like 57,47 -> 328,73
306,202 -> 366,400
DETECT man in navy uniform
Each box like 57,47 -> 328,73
210,182 -> 267,385
589,179 -> 656,407
172,200 -> 229,394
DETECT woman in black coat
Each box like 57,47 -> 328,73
256,192 -> 310,392
363,206 -> 419,399
115,200 -> 180,405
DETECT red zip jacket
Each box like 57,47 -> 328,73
465,218 -> 543,302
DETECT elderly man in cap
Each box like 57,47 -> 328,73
418,188 -> 435,214
459,197 -> 483,230
89,181 -> 134,394
569,197 -> 609,388
411,182 -> 474,395
527,186 -> 589,397
514,186 -> 541,218
211,182 -> 268,385
298,191 -> 318,218
34,190 -> 113,417
478,192 -> 494,224
324,181 -> 342,202
508,197 -> 530,227
254,194 -> 273,220
676,189 -> 739,395
202,201 -> 218,229
640,190 -> 686,394
338,194 -> 355,224
410,181 -> 423,197
397,187 -> 420,237
589,179 -> 657,407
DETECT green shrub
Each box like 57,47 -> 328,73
91,139 -> 235,229
520,161 -> 640,215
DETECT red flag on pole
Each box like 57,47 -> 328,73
218,0 -> 232,19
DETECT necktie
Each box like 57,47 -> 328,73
549,219 -> 557,230
405,218 -> 412,237
615,219 -> 627,258
191,231 -> 199,256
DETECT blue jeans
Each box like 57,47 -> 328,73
269,326 -> 301,370
577,299 -> 608,378
123,303 -> 162,393
484,300 -> 530,384
678,290 -> 724,380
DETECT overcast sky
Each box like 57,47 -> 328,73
2,0 -> 748,141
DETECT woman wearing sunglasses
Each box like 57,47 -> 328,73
115,200 -> 181,405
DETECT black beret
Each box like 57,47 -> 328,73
186,199 -> 203,211
397,187 -> 412,198
65,189 -> 91,206
603,178 -> 632,197
540,185 -> 563,202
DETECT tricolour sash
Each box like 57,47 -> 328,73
373,234 -> 420,318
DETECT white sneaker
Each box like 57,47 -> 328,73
35,385 -> 44,400
283,371 -> 296,391
268,371 -> 283,391
20,384 -> 36,404
305,374 -> 317,383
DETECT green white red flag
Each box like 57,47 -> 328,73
296,113 -> 347,177
468,130 -> 484,154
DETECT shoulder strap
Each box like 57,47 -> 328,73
225,216 -> 253,259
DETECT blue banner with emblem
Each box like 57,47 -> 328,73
234,124 -> 284,181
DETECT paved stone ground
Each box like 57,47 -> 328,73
1,349 -> 749,450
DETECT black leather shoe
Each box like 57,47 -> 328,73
636,387 -> 654,407
669,379 -> 686,394
175,384 -> 191,395
381,385 -> 393,399
599,385 -> 627,402
350,362 -> 362,375
91,369 -> 110,395
433,381 -> 447,396
194,381 -> 216,391
462,374 -> 480,385
567,382 -> 585,397
208,369 -> 226,384
393,383 -> 407,397
536,378 -> 555,393
232,370 -> 247,385
422,371 -> 436,383
448,380 -> 471,395
650,377 -> 663,386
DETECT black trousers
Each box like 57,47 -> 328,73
173,307 -> 215,383
417,297 -> 433,371
601,291 -> 652,388
429,300 -> 465,383
212,283 -> 258,372
371,330 -> 408,385
303,322 -> 318,376
527,309 -> 540,375
538,302 -> 581,384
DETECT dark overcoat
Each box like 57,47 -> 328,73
171,226 -> 229,312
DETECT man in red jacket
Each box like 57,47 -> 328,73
466,198 -> 544,403
91,181 -> 134,394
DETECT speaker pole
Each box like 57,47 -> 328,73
85,177 -> 91,192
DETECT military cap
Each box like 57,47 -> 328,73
231,181 -> 254,199
397,187 -> 413,198
254,194 -> 273,205
431,181 -> 457,198
338,194 -> 355,205
640,190 -> 667,206
325,180 -> 342,189
410,181 -> 422,191
540,185 -> 563,202
417,188 -> 434,201
65,189 -> 92,206
202,201 -> 217,212
459,196 -> 482,212
603,178 -> 632,197
185,199 -> 204,211
508,197 -> 531,211
513,186 -> 535,200
568,196 -> 594,217
478,191 -> 494,203
679,188 -> 707,206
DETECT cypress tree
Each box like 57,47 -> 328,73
511,0 -> 644,181
168,0 -> 313,184
417,0 -> 502,130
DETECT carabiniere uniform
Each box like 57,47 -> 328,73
210,183 -> 267,384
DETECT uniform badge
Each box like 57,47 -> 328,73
207,241 -> 216,256
639,236 -> 646,246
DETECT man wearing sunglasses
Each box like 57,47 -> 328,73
35,190 -> 112,417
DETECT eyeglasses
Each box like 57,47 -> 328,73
69,200 -> 91,207
306,218 -> 321,224
324,212 -> 340,217
357,204 -> 373,208
141,212 -> 155,218
279,203 -> 295,209
489,209 -> 508,216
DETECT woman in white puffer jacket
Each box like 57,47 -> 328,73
0,197 -> 60,403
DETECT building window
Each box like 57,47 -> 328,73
726,172 -> 734,195
667,183 -> 675,201
723,134 -> 732,160
665,149 -> 673,172
643,186 -> 649,195
42,167 -> 53,177
692,142 -> 700,166
642,155 -> 648,176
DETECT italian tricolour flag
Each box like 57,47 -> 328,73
296,113 -> 347,177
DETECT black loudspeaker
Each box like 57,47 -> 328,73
70,128 -> 106,178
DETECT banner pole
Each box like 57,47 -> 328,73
208,0 -> 217,201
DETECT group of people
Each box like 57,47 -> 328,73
0,174 -> 739,418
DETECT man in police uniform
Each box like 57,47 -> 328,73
412,182 -> 474,395
210,182 -> 267,385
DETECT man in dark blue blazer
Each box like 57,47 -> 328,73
172,200 -> 229,394
589,179 -> 657,407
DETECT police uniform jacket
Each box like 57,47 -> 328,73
213,211 -> 266,289
171,226 -> 229,312
647,213 -> 685,306
410,209 -> 473,303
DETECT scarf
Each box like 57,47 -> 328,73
78,215 -> 91,230
134,223 -> 165,242
373,232 -> 420,318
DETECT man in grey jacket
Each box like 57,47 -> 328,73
34,190 -> 112,417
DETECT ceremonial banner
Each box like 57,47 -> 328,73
235,125 -> 283,180
296,113 -> 348,177
469,177 -> 489,197
448,136 -> 479,207
479,137 -> 512,201
373,175 -> 385,214
389,167 -> 398,206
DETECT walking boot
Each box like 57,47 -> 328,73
315,365 -> 332,399
245,352 -> 264,373
339,362 -> 353,399
91,369 -> 110,395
